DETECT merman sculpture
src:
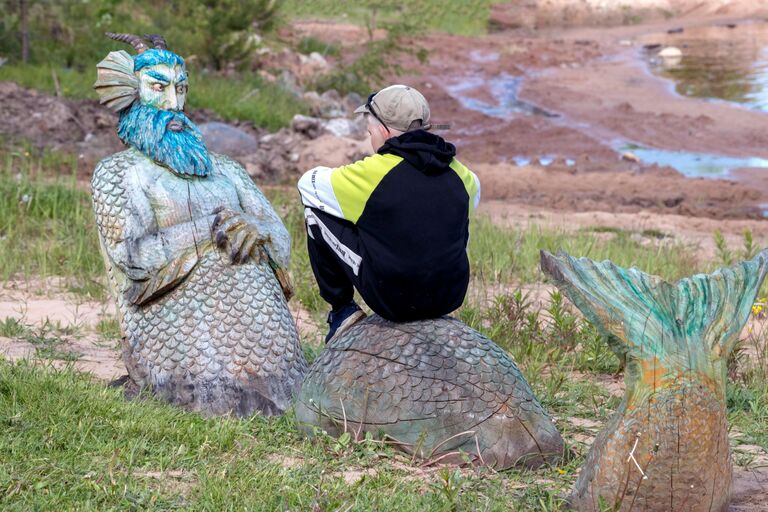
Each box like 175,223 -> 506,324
295,315 -> 565,469
91,33 -> 306,416
540,250 -> 768,511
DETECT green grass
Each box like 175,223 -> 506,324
281,1 -> 493,36
0,360 -> 578,510
0,64 -> 96,98
0,146 -> 104,298
189,71 -> 307,131
0,65 -> 305,131
468,217 -> 700,286
297,36 -> 340,57
2,312 -> 766,510
95,317 -> 121,341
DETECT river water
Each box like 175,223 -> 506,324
643,21 -> 768,111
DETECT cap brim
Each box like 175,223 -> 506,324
354,104 -> 370,114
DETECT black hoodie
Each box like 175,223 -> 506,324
353,130 -> 477,319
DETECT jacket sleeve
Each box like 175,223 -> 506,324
449,159 -> 481,212
297,153 -> 401,224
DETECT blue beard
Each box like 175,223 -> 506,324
117,102 -> 212,177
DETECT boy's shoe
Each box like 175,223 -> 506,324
326,302 -> 366,343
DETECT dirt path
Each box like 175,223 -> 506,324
0,280 -> 321,381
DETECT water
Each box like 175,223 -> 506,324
618,143 -> 768,177
469,50 -> 500,63
643,22 -> 768,111
445,73 -> 558,119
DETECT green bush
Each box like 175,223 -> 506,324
0,0 -> 279,69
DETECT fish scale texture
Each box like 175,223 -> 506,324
570,383 -> 730,512
540,250 -> 768,512
295,315 -> 564,469
92,149 -> 306,416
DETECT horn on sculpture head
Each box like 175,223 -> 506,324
143,34 -> 168,50
105,32 -> 149,54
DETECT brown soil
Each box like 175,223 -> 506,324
490,0 -> 768,30
386,14 -> 768,221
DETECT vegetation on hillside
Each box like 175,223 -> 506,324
0,1 -> 490,126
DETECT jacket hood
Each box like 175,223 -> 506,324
378,130 -> 456,175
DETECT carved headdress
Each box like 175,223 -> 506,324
94,33 -> 178,113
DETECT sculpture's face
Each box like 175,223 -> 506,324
138,63 -> 188,111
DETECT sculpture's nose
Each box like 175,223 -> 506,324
165,88 -> 178,111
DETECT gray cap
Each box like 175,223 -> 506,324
354,84 -> 431,132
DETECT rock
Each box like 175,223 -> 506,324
290,114 -> 324,139
619,39 -> 633,47
343,92 -> 364,113
621,152 -> 640,163
303,89 -> 347,118
198,122 -> 259,157
277,70 -> 303,97
298,134 -> 369,172
322,117 -> 367,140
238,123 -> 368,183
298,51 -> 330,77
658,46 -> 683,59
308,52 -> 329,69
488,1 -> 537,31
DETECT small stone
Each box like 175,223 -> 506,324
622,152 -> 640,163
198,122 -> 259,157
658,46 -> 683,59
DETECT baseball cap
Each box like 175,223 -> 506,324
354,85 -> 431,132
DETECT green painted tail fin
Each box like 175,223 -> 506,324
540,250 -> 768,373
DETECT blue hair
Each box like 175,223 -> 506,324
133,49 -> 185,71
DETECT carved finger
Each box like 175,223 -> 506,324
229,228 -> 249,263
238,232 -> 259,264
214,229 -> 228,248
217,215 -> 246,235
254,245 -> 269,264
211,208 -> 236,231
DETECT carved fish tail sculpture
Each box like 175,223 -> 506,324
295,316 -> 564,469
540,250 -> 768,512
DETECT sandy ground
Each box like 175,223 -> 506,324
0,279 -> 321,381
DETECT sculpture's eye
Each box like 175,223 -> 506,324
176,84 -> 188,94
151,83 -> 165,92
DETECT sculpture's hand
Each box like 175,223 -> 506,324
211,207 -> 270,264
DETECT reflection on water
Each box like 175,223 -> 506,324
445,73 -> 558,119
643,22 -> 768,110
619,143 -> 768,177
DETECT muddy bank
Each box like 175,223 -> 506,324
380,15 -> 768,220
0,81 -> 369,183
490,0 -> 768,30
5,13 -> 768,222
477,162 -> 767,219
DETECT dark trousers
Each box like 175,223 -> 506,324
305,208 -> 362,313
305,208 -> 468,322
